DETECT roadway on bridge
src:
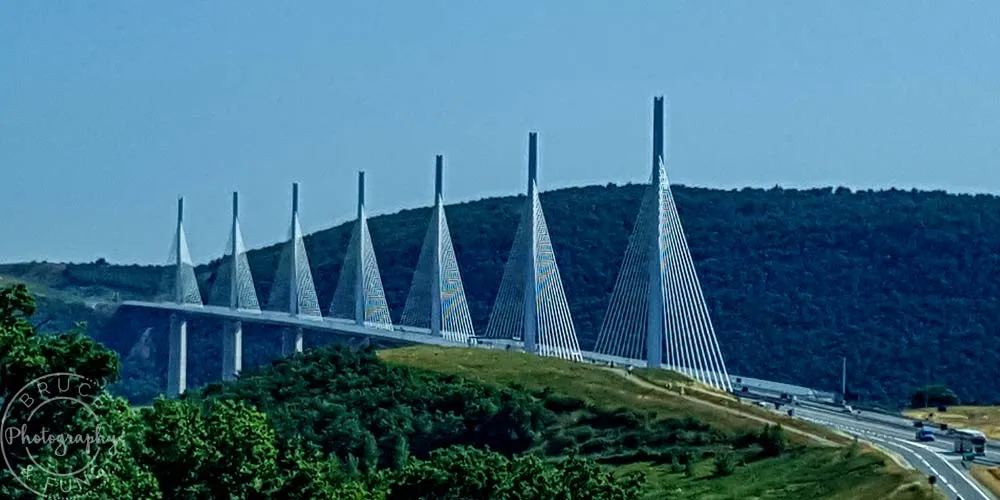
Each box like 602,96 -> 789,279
792,404 -> 995,500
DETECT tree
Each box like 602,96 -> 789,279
910,385 -> 960,409
391,434 -> 410,471
140,398 -> 280,499
345,454 -> 360,478
272,438 -> 379,499
140,398 -> 211,499
19,395 -> 160,499
1,285 -> 119,398
361,431 -> 381,474
201,399 -> 281,498
0,285 -> 124,497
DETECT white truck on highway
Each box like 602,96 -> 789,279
952,429 -> 987,456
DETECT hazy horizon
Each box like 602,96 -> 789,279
3,2 -> 998,265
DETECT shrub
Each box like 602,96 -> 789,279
543,393 -> 588,413
759,424 -> 787,457
844,437 -> 860,459
714,449 -> 738,477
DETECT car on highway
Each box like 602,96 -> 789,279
915,428 -> 935,442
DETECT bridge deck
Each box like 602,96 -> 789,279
123,300 -> 464,348
121,300 -> 820,398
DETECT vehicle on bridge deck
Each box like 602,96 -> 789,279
952,428 -> 987,456
915,428 -> 936,442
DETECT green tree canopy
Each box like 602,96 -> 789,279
909,384 -> 960,409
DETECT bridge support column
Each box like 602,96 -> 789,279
167,313 -> 187,397
222,320 -> 242,381
646,96 -> 666,369
281,327 -> 303,356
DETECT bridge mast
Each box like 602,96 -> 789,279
354,172 -> 366,326
647,97 -> 666,368
522,132 -> 539,354
222,191 -> 243,381
281,183 -> 304,355
167,197 -> 188,397
430,156 -> 444,336
230,192 -> 240,309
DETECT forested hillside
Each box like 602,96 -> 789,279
4,183 -> 1000,405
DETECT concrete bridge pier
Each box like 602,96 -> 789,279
281,327 -> 303,356
222,320 -> 242,381
167,313 -> 187,397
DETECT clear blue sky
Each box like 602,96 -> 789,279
2,2 -> 998,265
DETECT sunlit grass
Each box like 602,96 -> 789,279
905,406 -> 1000,439
970,465 -> 1000,499
381,346 -> 845,445
620,447 -> 939,500
379,345 -> 941,500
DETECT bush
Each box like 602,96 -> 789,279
759,424 -> 787,457
714,449 -> 738,477
582,408 -> 641,429
684,459 -> 696,477
543,393 -> 588,413
669,454 -> 685,473
732,429 -> 760,449
844,437 -> 860,459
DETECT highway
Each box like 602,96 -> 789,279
788,403 -> 995,500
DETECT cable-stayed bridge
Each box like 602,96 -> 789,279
125,97 -> 736,398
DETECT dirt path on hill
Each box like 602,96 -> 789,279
604,367 -> 839,447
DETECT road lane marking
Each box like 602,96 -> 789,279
910,441 -> 994,500
800,414 -> 992,499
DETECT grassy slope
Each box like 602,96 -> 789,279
904,406 -> 1000,439
379,346 -> 941,500
970,465 -> 1000,499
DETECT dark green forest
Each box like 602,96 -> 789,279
4,183 -> 1000,405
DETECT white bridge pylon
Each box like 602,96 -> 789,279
209,192 -> 260,312
594,97 -> 731,391
157,197 -> 202,307
400,155 -> 476,343
329,172 -> 394,330
266,183 -> 323,356
484,132 -> 583,361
